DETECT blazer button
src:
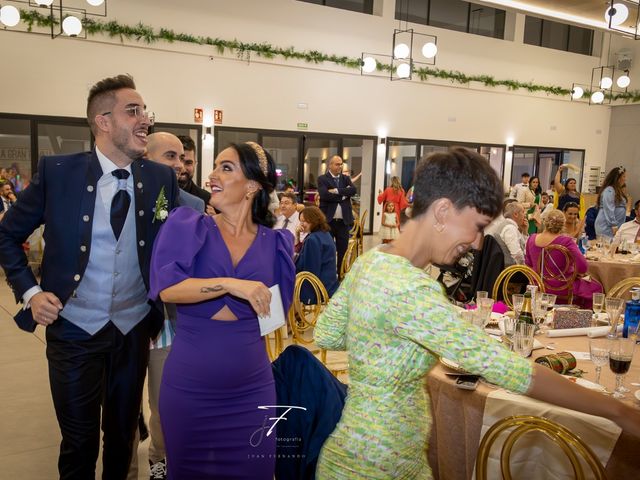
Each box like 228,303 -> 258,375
137,182 -> 143,189
138,210 -> 144,217
139,240 -> 145,247
80,245 -> 87,252
83,215 -> 90,222
87,185 -> 94,192
73,274 -> 81,281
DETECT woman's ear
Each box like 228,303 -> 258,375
246,180 -> 262,196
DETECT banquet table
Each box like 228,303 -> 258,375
426,333 -> 640,479
587,253 -> 640,294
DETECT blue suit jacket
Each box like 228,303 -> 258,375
0,151 -> 179,334
317,172 -> 356,226
0,198 -> 13,213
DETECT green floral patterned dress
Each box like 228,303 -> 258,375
315,248 -> 533,479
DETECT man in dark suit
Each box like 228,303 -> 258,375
318,155 -> 357,272
0,74 -> 178,479
0,181 -> 16,220
177,134 -> 212,210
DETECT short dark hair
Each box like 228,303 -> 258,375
229,143 -> 277,228
279,192 -> 297,204
634,199 -> 640,211
411,148 -> 503,219
86,74 -> 136,134
521,172 -> 530,178
562,202 -> 580,212
178,135 -> 196,153
300,206 -> 330,232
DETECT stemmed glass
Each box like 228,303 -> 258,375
589,338 -> 610,387
608,337 -> 635,399
477,298 -> 495,329
531,293 -> 546,333
512,294 -> 525,321
592,292 -> 605,326
605,297 -> 624,338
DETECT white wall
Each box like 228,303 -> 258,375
1,0 -> 636,227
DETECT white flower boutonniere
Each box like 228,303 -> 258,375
153,186 -> 168,223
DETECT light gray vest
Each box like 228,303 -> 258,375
61,187 -> 150,335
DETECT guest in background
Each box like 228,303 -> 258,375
595,166 -> 627,239
553,165 -> 585,217
584,205 -> 599,240
379,202 -> 399,244
315,148 -> 640,479
518,175 -> 541,234
377,176 -> 407,224
0,181 -> 16,221
149,141 -> 295,479
539,191 -> 553,221
509,172 -> 530,199
274,192 -> 300,238
176,135 -> 212,210
526,210 -> 602,308
614,200 -> 640,244
498,202 -> 527,264
295,206 -> 339,302
562,202 -> 585,240
318,155 -> 357,272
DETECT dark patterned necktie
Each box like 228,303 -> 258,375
283,218 -> 289,229
110,169 -> 131,240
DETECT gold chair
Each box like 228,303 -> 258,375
476,415 -> 606,480
264,328 -> 284,362
339,239 -> 358,281
492,265 -> 544,308
609,277 -> 640,299
537,244 -> 578,305
357,209 -> 367,255
289,272 -> 348,377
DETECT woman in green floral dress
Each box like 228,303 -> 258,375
315,148 -> 640,479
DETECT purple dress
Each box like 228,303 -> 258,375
149,207 -> 295,479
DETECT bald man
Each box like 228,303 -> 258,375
129,132 -> 204,480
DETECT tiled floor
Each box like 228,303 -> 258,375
0,233 -> 382,478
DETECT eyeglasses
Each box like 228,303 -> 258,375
101,105 -> 155,125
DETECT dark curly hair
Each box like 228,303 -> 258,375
411,147 -> 503,220
229,142 -> 277,228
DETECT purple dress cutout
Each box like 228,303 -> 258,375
149,207 -> 295,479
525,234 -> 603,308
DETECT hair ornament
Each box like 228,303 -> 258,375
618,166 -> 626,175
246,141 -> 269,177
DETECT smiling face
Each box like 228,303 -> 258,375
179,149 -> 196,186
95,88 -> 150,165
566,179 -> 576,192
146,132 -> 184,178
529,178 -> 539,190
299,213 -> 311,233
564,206 -> 579,224
208,147 -> 254,211
429,201 -> 492,266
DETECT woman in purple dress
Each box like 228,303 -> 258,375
149,142 -> 295,479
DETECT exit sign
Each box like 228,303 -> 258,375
297,122 -> 308,130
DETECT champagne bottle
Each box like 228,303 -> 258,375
518,288 -> 535,325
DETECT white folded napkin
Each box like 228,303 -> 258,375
545,325 -> 623,338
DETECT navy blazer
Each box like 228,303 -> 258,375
0,198 -> 13,213
0,151 -> 179,334
317,172 -> 357,226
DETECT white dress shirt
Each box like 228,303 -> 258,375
274,210 -> 300,237
614,219 -> 640,244
499,219 -> 526,265
330,173 -> 343,220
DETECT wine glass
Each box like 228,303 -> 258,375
592,292 -> 605,326
531,294 -> 546,333
512,294 -> 525,320
477,298 -> 495,328
589,338 -> 610,386
605,297 -> 624,337
595,235 -> 603,254
513,323 -> 535,357
608,337 -> 635,399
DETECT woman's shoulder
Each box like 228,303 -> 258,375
165,206 -> 210,229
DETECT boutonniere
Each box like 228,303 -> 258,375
153,186 -> 168,223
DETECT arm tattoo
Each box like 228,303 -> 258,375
200,285 -> 223,294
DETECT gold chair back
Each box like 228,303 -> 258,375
357,210 -> 367,255
492,265 -> 544,307
476,415 -> 605,480
289,271 -> 330,346
339,239 -> 358,281
537,244 -> 578,305
609,277 -> 640,299
264,329 -> 283,362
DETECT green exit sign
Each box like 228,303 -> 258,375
297,122 -> 308,130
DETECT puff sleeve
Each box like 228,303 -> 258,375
274,228 -> 296,315
148,206 -> 209,300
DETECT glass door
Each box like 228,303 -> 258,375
261,135 -> 301,193
302,136 -> 338,206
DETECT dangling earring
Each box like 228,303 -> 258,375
245,192 -> 251,200
435,223 -> 444,233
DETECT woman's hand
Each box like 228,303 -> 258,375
225,279 -> 272,317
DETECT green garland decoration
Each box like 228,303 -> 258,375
16,9 -> 640,103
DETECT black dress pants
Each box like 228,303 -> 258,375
46,316 -> 150,480
329,218 -> 351,274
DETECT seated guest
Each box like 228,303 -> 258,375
525,210 -> 603,308
497,202 -> 527,264
484,198 -> 517,237
614,200 -> 640,244
274,192 -> 300,238
562,202 -> 585,240
296,206 -> 339,302
584,205 -> 598,240
539,191 -> 553,220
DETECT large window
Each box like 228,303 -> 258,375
511,146 -> 585,193
395,0 -> 506,39
524,16 -> 594,56
298,0 -> 374,14
214,127 -> 376,233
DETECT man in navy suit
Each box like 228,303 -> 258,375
0,74 -> 178,479
318,155 -> 357,272
0,181 -> 16,221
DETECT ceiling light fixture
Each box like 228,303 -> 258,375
605,1 -> 640,39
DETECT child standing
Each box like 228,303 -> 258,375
380,202 -> 399,244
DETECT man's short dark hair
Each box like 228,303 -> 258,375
279,192 -> 297,204
178,135 -> 196,153
635,199 -> 640,211
412,147 -> 503,220
86,74 -> 136,134
521,172 -> 530,178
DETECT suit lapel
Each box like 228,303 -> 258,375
131,158 -> 151,278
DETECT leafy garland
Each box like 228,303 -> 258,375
17,9 -> 640,103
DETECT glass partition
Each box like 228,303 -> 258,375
0,118 -> 32,191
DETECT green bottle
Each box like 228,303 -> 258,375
518,289 -> 535,325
